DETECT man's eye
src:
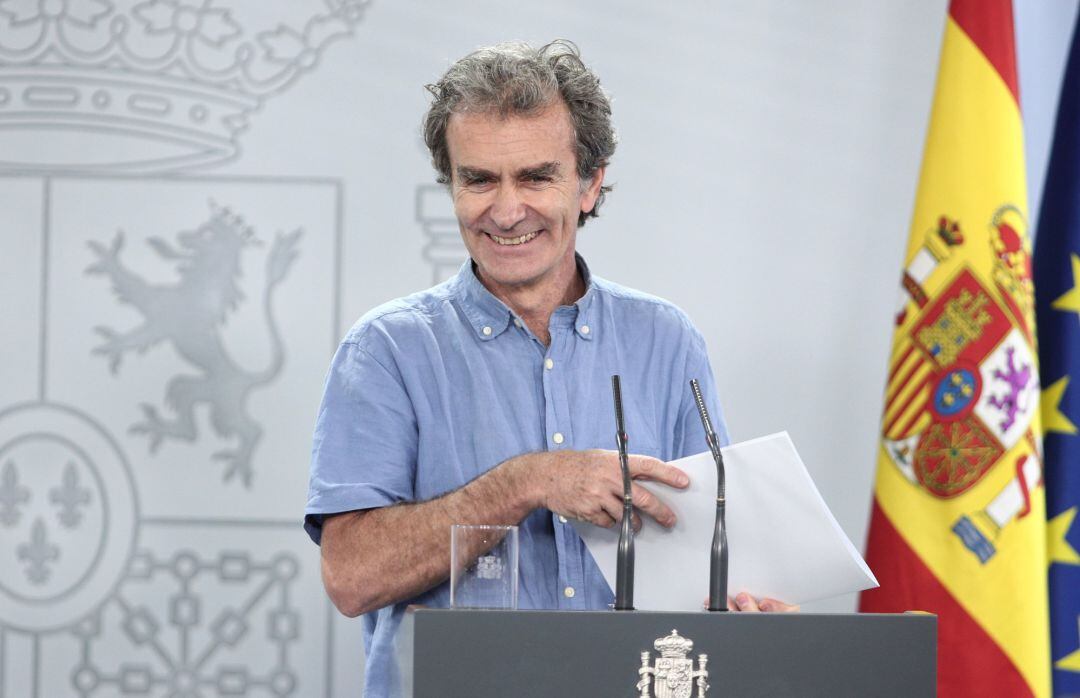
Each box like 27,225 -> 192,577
526,175 -> 552,183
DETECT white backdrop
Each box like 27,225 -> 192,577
1,1 -> 1076,695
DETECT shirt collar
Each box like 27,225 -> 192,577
453,254 -> 598,342
455,260 -> 513,340
572,254 -> 596,341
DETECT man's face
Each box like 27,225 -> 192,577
446,102 -> 604,294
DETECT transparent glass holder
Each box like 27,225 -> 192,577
450,524 -> 519,609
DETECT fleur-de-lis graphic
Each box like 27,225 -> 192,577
0,459 -> 30,527
50,461 -> 92,528
17,518 -> 60,585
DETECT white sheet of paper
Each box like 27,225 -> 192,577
572,432 -> 878,609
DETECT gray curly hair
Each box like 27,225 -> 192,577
422,39 -> 616,226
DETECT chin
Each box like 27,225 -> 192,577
478,264 -> 547,289
471,250 -> 545,282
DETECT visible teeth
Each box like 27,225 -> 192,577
489,230 -> 539,246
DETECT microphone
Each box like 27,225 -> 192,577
611,375 -> 635,611
690,378 -> 728,612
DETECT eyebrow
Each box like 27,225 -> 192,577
455,165 -> 494,182
518,162 -> 561,179
455,161 -> 562,182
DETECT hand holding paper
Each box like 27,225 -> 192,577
572,432 -> 878,610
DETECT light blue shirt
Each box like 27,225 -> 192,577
305,256 -> 728,696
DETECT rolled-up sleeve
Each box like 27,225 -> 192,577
304,339 -> 418,544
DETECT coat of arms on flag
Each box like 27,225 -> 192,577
861,2 -> 1051,696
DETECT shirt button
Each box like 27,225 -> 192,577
552,432 -> 564,445
544,358 -> 554,370
580,325 -> 590,335
513,318 -> 523,328
482,326 -> 492,336
558,515 -> 568,523
564,586 -> 576,598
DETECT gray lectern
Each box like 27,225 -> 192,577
398,608 -> 935,697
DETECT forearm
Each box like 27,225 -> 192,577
321,454 -> 540,617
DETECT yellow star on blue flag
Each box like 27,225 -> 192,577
1051,253 -> 1080,315
1043,376 -> 1079,437
1034,15 -> 1080,691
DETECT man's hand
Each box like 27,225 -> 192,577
522,449 -> 690,530
729,592 -> 800,613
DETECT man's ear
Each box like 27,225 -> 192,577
580,167 -> 606,215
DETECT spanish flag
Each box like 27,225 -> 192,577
859,1 -> 1050,696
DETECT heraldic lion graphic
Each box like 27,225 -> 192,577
85,203 -> 302,487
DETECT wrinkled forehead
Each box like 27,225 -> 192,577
445,102 -> 577,170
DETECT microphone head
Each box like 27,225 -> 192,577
689,379 -> 715,438
611,374 -> 626,433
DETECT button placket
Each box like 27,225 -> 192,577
547,323 -> 590,609
541,337 -> 566,450
558,534 -> 585,609
544,325 -> 575,452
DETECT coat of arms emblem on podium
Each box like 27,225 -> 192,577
637,629 -> 709,697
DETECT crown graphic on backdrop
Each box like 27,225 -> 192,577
0,0 -> 370,172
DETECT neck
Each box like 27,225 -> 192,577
476,254 -> 585,345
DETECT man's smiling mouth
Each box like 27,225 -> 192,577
485,230 -> 541,246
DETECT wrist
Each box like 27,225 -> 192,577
499,453 -> 543,514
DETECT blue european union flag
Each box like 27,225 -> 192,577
1035,15 -> 1080,697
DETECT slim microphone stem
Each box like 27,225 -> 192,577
612,375 -> 634,611
690,379 -> 728,612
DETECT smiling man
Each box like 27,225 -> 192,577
448,106 -> 589,342
305,40 -> 793,695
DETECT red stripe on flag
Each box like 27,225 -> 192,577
859,499 -> 1035,697
892,402 -> 929,440
948,0 -> 1020,105
885,349 -> 918,402
887,344 -> 916,384
885,353 -> 923,409
883,374 -> 932,435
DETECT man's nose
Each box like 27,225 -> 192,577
489,184 -> 527,230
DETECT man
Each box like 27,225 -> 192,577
305,40 -> 794,695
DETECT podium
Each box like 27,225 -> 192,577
398,608 -> 935,697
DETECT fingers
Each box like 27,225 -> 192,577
596,494 -> 625,529
759,597 -> 800,613
630,483 -> 676,528
627,455 -> 689,489
728,593 -> 801,613
585,505 -> 640,531
732,592 -> 761,612
575,508 -> 617,528
540,451 -> 684,530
